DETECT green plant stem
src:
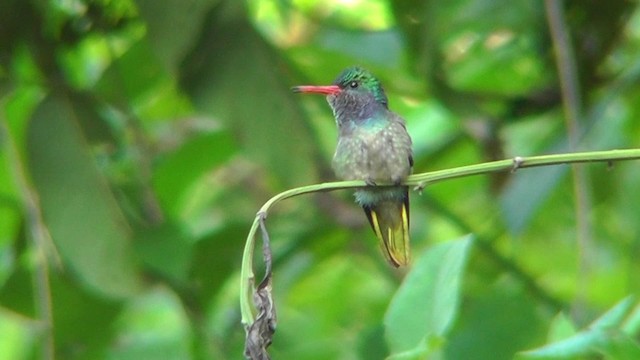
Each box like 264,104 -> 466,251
545,0 -> 592,322
0,109 -> 55,360
240,148 -> 640,326
545,0 -> 582,141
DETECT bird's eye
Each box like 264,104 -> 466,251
349,81 -> 358,88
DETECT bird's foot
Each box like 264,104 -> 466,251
365,178 -> 377,186
391,176 -> 403,186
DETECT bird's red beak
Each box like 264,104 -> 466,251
291,85 -> 341,95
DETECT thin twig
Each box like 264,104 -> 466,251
545,0 -> 592,320
0,107 -> 55,360
239,148 -> 640,358
545,0 -> 582,142
243,214 -> 276,359
258,213 -> 273,279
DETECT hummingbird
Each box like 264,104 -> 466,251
293,67 -> 413,267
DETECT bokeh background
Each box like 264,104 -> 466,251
1,0 -> 640,359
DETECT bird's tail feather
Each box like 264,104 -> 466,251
362,188 -> 410,267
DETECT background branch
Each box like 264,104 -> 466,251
545,0 -> 592,320
0,108 -> 55,360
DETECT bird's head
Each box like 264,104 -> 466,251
292,67 -> 389,122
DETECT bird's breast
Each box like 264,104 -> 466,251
332,125 -> 411,183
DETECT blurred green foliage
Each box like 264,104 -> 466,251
1,0 -> 640,359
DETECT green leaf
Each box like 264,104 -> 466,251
598,335 -> 640,360
106,287 -> 193,360
135,0 -> 221,71
50,274 -> 123,357
384,235 -> 473,354
152,130 -> 236,216
0,308 -> 36,360
547,313 -> 577,343
274,255 -> 396,359
0,201 -> 18,289
181,1 -> 318,188
591,296 -> 636,330
27,95 -> 140,298
518,298 -> 640,360
444,280 -> 547,360
517,329 -> 640,360
622,303 -> 640,336
134,223 -> 193,282
516,330 -> 606,359
385,335 -> 442,360
0,100 -> 20,289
